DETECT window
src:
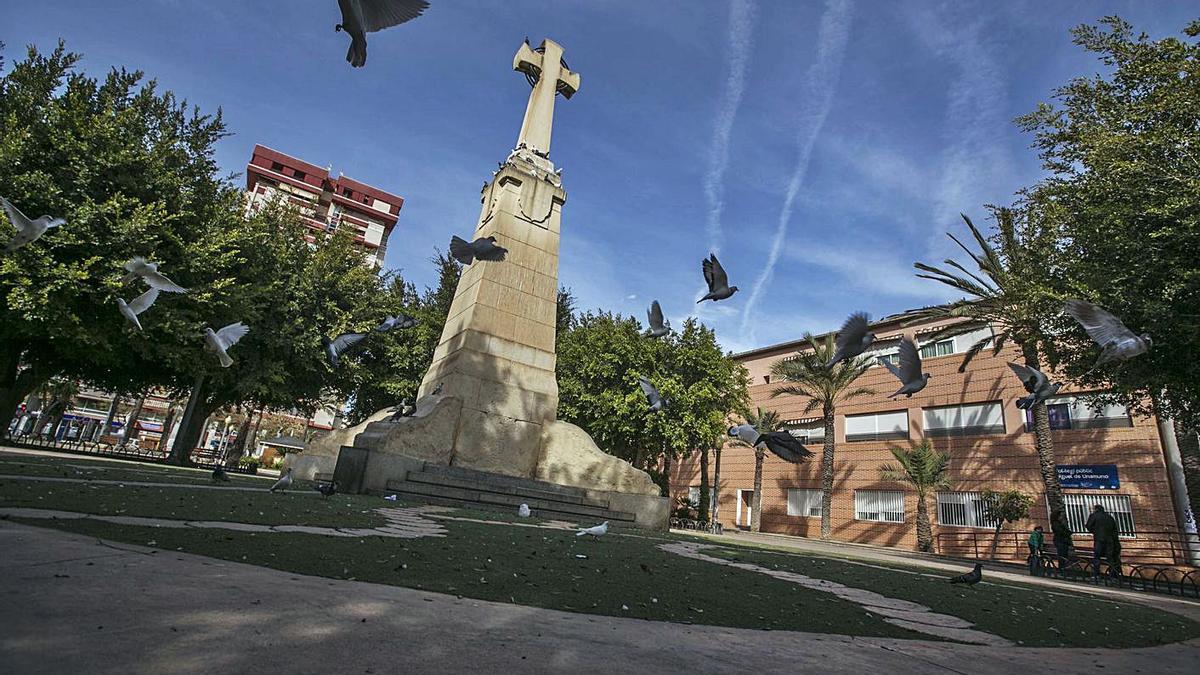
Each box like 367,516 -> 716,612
937,491 -> 998,529
293,170 -> 307,181
845,411 -> 909,442
919,338 -> 954,359
787,489 -> 822,517
270,161 -> 285,172
855,490 -> 904,523
763,375 -> 771,384
1061,494 -> 1135,537
785,419 -> 825,445
1025,395 -> 1133,431
343,187 -> 354,197
864,342 -> 900,368
924,402 -> 1005,437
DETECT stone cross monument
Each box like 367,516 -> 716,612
293,39 -> 664,527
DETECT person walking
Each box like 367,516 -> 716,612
1027,525 -> 1045,575
1085,504 -> 1120,578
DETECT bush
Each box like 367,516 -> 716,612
237,456 -> 261,470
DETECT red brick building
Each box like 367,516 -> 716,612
245,144 -> 403,267
671,311 -> 1194,564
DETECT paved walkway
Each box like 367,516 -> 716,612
2,521 -> 1198,674
692,529 -> 1200,621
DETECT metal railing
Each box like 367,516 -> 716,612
2,431 -> 256,474
670,518 -> 724,535
1033,555 -> 1200,599
935,529 -> 1194,566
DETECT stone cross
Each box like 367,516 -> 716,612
513,39 -> 580,156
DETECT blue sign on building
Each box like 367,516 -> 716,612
1057,464 -> 1120,490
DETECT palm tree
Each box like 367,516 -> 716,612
742,407 -> 781,533
770,335 -> 874,539
879,440 -> 951,553
909,209 -> 1070,536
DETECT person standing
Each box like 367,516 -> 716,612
1027,525 -> 1045,574
1050,513 -> 1073,570
1085,504 -> 1120,578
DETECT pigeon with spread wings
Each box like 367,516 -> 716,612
878,337 -> 930,398
698,254 -> 738,302
336,0 -> 429,67
1,196 -> 65,251
1063,299 -> 1151,369
1007,362 -> 1061,409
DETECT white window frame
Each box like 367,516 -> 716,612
854,490 -> 905,523
923,401 -> 1005,438
784,419 -> 825,445
845,411 -> 909,442
936,491 -> 999,529
1027,394 -> 1133,431
918,337 -> 954,359
1058,493 -> 1136,538
787,488 -> 822,517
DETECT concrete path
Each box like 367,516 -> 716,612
2,521 -> 1197,674
696,529 -> 1200,621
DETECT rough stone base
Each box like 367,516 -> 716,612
535,420 -> 659,496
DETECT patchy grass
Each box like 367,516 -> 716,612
704,546 -> 1200,649
0,479 -> 389,528
0,452 -> 273,486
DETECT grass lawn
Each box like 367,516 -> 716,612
0,452 -> 274,486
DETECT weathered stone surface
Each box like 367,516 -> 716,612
451,409 -> 542,478
354,395 -> 461,464
535,420 -> 659,496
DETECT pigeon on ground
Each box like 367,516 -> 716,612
728,424 -> 814,463
0,196 -> 65,251
116,287 -> 161,331
645,300 -> 670,338
336,0 -> 429,68
315,480 -> 338,498
948,563 -> 983,586
384,494 -> 398,501
375,313 -> 417,333
204,322 -> 250,368
879,337 -> 930,398
211,467 -> 230,482
1063,299 -> 1152,369
1008,362 -> 1062,409
576,521 -> 609,538
322,331 -> 369,368
517,503 -> 531,517
269,468 -> 294,493
449,235 -> 507,265
698,254 -> 738,303
122,257 -> 188,293
827,312 -> 875,367
638,377 -> 668,412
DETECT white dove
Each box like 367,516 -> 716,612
204,321 -> 250,368
1,195 -> 65,251
576,521 -> 608,538
116,287 -> 161,331
123,256 -> 188,293
517,503 -> 531,518
269,468 -> 293,493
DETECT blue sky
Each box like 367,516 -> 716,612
5,1 -> 1196,354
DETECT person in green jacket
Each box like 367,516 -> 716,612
1027,525 -> 1045,574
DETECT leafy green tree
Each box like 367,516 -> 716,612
1017,17 -> 1200,425
981,488 -> 1035,560
879,440 -> 951,552
770,335 -> 873,539
909,210 -> 1071,540
741,407 -> 782,533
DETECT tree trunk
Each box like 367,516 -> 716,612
712,446 -> 722,523
915,492 -> 933,553
226,410 -> 254,462
661,445 -> 673,499
0,362 -> 50,438
98,393 -> 121,441
989,522 -> 1004,560
820,403 -> 836,540
698,446 -> 711,523
167,374 -> 210,466
1022,345 -> 1069,536
751,449 -> 764,532
125,396 -> 146,440
158,404 -> 178,453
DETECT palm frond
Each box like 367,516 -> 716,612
957,334 -> 994,373
943,258 -> 999,295
959,213 -> 1006,278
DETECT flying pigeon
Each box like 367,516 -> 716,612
576,521 -> 609,538
269,468 -> 294,493
879,337 -> 930,398
1,196 -> 65,251
638,377 -> 668,412
116,287 -> 161,331
336,0 -> 429,68
204,322 -> 250,368
698,254 -> 738,302
728,424 -> 814,463
827,312 -> 875,367
645,300 -> 670,338
315,480 -> 338,498
1063,299 -> 1152,369
1008,362 -> 1062,409
122,257 -> 188,293
449,235 -> 507,265
948,563 -> 982,586
322,331 -> 369,368
375,313 -> 417,333
517,503 -> 531,517
211,467 -> 230,482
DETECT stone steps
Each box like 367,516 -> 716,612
384,466 -> 635,524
